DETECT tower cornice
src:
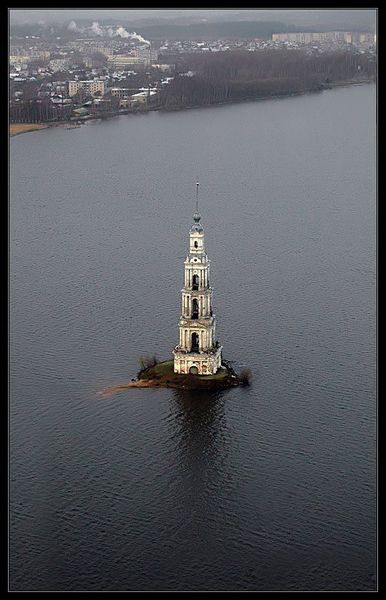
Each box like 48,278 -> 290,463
181,287 -> 213,294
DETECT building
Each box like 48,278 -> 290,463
89,98 -> 114,113
9,55 -> 30,67
107,55 -> 147,68
130,90 -> 157,106
49,58 -> 70,72
109,87 -> 131,99
356,32 -> 376,47
135,45 -> 152,65
72,107 -> 89,117
68,80 -> 105,97
95,46 -> 113,58
173,187 -> 222,375
272,31 -> 376,47
128,93 -> 148,108
118,98 -> 131,108
272,32 -> 331,44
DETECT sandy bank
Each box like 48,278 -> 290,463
9,121 -> 74,137
9,123 -> 51,136
98,379 -> 161,397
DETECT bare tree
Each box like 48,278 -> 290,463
159,49 -> 375,109
238,368 -> 252,386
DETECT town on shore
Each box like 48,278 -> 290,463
10,20 -> 376,134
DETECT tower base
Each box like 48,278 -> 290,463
173,347 -> 222,375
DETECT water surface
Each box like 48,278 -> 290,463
10,84 -> 376,591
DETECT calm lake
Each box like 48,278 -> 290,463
10,84 -> 376,591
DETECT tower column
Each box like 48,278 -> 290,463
173,186 -> 222,375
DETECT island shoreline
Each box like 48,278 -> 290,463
97,359 -> 247,397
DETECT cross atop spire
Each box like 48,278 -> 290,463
193,181 -> 201,224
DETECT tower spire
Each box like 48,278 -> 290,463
193,181 -> 201,224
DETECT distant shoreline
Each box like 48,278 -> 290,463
9,78 -> 374,137
155,77 -> 375,113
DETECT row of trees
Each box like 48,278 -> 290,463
177,48 -> 375,81
159,49 -> 375,109
9,99 -> 73,123
10,93 -> 124,123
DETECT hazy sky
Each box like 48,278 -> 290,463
9,9 -> 259,24
9,8 -> 376,27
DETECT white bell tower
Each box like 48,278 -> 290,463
173,184 -> 222,375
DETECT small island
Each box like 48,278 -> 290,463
131,359 -> 247,390
98,359 -> 250,397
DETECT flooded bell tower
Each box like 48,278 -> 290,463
173,183 -> 222,375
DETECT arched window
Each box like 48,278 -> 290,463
192,274 -> 199,290
191,332 -> 199,352
194,241 -> 198,248
192,298 -> 199,319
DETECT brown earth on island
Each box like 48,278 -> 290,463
98,360 -> 250,397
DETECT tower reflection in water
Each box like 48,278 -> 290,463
171,388 -> 228,450
166,389 -> 235,563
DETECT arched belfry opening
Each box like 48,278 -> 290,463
191,332 -> 199,353
192,274 -> 199,290
192,298 -> 199,319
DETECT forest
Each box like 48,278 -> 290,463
157,49 -> 376,109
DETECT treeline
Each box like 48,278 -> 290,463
158,50 -> 376,109
9,99 -> 72,123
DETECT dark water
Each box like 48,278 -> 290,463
10,84 -> 376,591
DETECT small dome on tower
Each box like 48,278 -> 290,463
191,221 -> 203,233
